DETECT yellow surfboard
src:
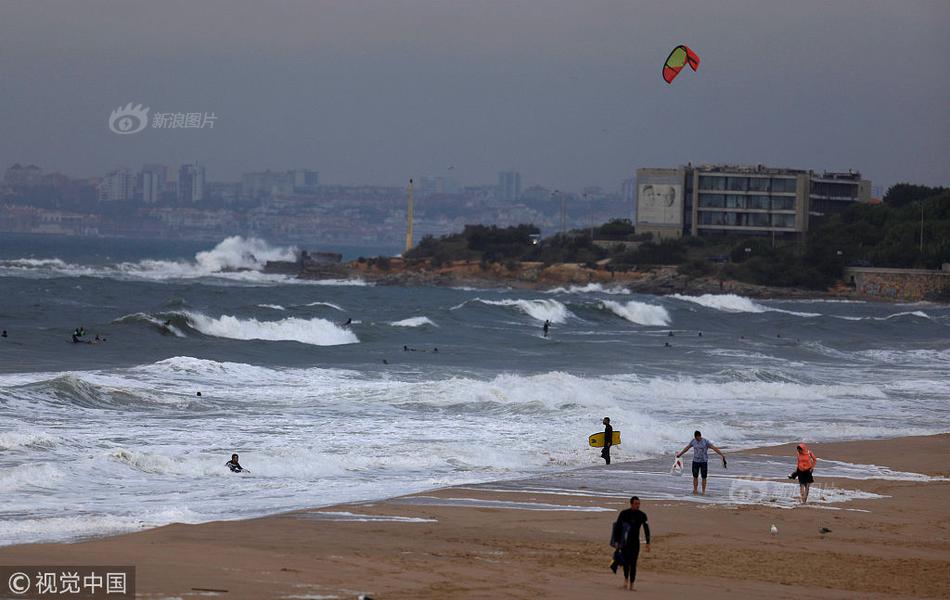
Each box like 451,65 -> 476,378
588,431 -> 621,447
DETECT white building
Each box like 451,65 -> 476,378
98,168 -> 134,202
178,162 -> 206,204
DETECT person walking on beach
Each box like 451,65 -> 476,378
676,430 -> 727,496
610,496 -> 651,591
543,319 -> 550,338
788,443 -> 817,503
601,417 -> 614,465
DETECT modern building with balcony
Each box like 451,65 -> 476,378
635,164 -> 870,240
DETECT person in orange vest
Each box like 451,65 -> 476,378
788,444 -> 817,503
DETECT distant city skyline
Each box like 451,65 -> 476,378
1,1 -> 948,192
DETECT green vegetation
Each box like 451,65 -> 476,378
393,184 -> 950,291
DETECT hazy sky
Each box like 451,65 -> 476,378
1,0 -> 948,192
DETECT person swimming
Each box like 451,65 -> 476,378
226,453 -> 248,473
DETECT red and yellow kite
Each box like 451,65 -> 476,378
662,45 -> 700,84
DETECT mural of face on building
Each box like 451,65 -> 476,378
642,184 -> 677,207
638,183 -> 682,225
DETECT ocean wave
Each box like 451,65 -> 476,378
0,236 -> 302,283
303,301 -> 345,311
0,257 -> 70,269
600,300 -> 670,326
258,304 -> 286,311
112,312 -> 186,337
0,430 -> 60,451
454,298 -> 573,323
548,283 -> 631,295
182,311 -> 359,346
671,294 -> 821,317
5,374 -> 196,410
389,316 -> 437,328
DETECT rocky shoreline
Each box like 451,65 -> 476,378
331,259 -> 863,301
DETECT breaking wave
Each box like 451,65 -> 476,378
600,300 -> 671,326
182,311 -> 359,346
548,283 -> 631,295
671,294 -> 820,317
389,317 -> 437,328
455,298 -> 573,323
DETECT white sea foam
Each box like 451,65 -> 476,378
0,508 -> 202,546
457,298 -> 573,323
297,511 -> 437,523
389,316 -> 437,328
182,312 -> 359,346
601,300 -> 671,326
258,304 -> 286,311
0,430 -> 60,451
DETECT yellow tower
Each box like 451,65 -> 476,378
405,178 -> 414,254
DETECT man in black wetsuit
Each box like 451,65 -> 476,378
542,320 -> 550,338
601,417 -> 613,465
611,496 -> 651,590
226,453 -> 247,473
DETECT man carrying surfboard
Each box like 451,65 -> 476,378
676,430 -> 726,496
601,417 -> 613,465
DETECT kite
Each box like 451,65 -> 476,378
662,44 -> 700,84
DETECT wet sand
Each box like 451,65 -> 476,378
2,434 -> 948,599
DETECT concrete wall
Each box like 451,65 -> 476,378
844,267 -> 950,301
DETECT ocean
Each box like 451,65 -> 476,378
1,235 -> 948,546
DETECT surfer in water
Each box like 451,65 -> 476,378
610,496 -> 650,590
543,320 -> 550,338
1,330 -> 7,338
342,317 -> 352,326
676,430 -> 727,496
226,453 -> 248,473
601,417 -> 614,465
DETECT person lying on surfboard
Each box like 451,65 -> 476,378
226,453 -> 249,473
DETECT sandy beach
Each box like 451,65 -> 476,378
2,434 -> 948,600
